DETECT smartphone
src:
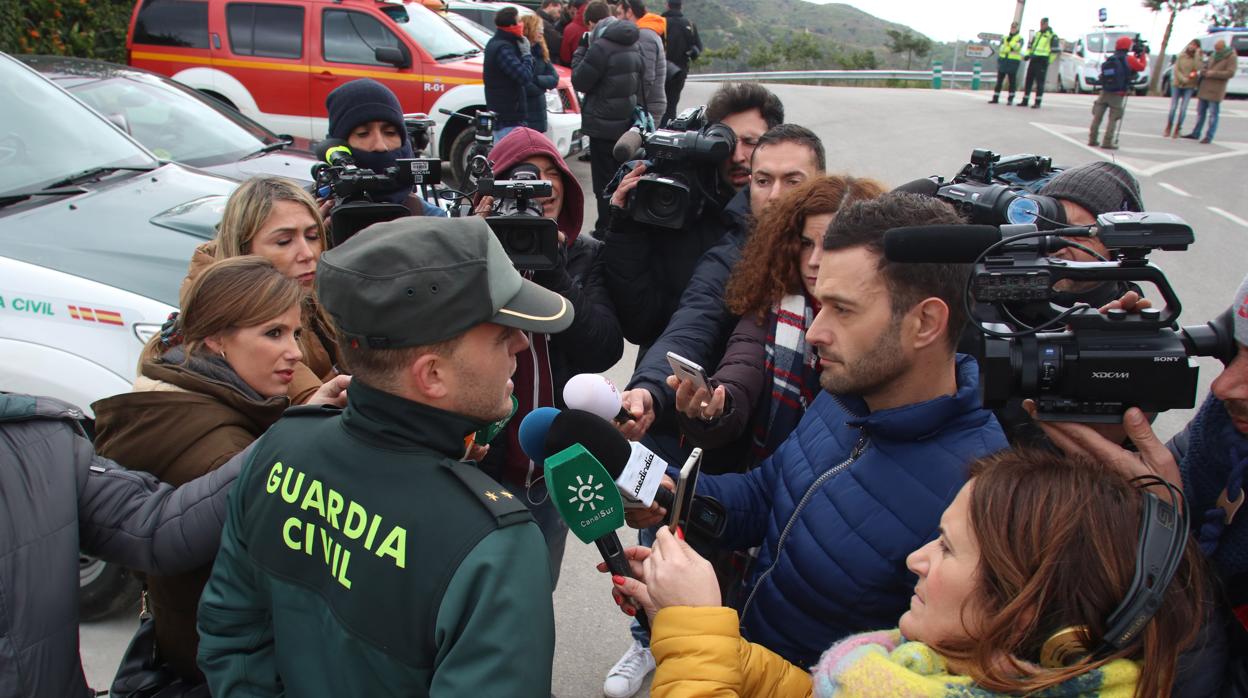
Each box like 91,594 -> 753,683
668,447 -> 702,534
666,351 -> 715,393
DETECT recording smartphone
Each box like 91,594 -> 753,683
666,351 -> 715,393
668,447 -> 702,534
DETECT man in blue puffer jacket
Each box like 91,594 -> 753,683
626,192 -> 1007,669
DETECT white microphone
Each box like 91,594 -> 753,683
563,373 -> 633,423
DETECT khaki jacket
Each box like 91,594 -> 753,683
183,241 -> 338,403
649,607 -> 812,697
92,359 -> 287,681
1173,50 -> 1202,90
1198,49 -> 1239,102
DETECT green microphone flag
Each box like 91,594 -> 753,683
545,443 -> 649,631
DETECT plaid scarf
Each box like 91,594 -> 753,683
751,293 -> 819,462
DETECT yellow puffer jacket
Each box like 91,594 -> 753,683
649,607 -> 812,698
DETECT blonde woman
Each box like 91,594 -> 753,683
185,176 -> 340,403
521,13 -> 560,133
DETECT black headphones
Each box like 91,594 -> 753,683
1040,475 -> 1188,667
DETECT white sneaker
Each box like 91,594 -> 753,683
603,639 -> 655,698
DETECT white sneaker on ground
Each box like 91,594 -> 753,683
603,639 -> 655,698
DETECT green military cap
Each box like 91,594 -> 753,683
316,216 -> 574,348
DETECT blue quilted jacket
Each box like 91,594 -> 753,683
697,354 -> 1007,668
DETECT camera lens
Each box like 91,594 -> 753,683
645,187 -> 682,220
509,228 -> 538,254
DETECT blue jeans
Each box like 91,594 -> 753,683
1167,86 -> 1196,130
628,525 -> 659,646
1190,99 -> 1222,141
493,124 -> 520,144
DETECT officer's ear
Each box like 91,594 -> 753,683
408,351 -> 452,400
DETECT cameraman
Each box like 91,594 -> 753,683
600,82 -> 783,350
1029,273 -> 1248,696
323,79 -> 446,219
471,127 -> 624,587
1088,36 -> 1147,150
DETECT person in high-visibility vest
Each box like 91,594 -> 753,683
989,22 -> 1024,104
1018,17 -> 1058,108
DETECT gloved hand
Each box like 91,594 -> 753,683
518,37 -> 532,57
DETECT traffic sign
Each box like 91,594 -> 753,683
978,32 -> 1003,42
1099,7 -> 1108,22
965,44 -> 995,58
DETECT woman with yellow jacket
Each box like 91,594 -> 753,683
607,449 -> 1205,697
184,176 -> 339,404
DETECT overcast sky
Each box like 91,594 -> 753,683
813,0 -> 1217,52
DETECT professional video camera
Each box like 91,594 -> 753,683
1132,35 -> 1149,57
904,148 -> 1071,228
311,115 -> 442,247
884,212 -> 1236,423
612,106 -> 736,230
476,162 -> 560,271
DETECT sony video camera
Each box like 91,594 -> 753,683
911,148 -> 1073,229
618,106 -> 736,230
477,162 -> 560,271
311,116 -> 442,247
884,212 -> 1236,423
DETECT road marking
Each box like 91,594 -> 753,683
1208,207 -> 1248,228
1030,122 -> 1144,174
1031,122 -> 1248,177
1159,182 -> 1192,198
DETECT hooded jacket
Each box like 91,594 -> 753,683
1198,47 -> 1239,102
634,12 -> 668,122
698,356 -> 1007,667
0,394 -> 244,698
182,241 -> 338,405
92,352 -> 287,681
572,18 -> 644,140
560,3 -> 589,66
485,28 -> 535,124
477,128 -> 623,487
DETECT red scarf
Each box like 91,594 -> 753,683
501,24 -> 525,38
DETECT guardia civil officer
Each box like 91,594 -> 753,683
988,22 -> 1024,104
196,216 -> 573,696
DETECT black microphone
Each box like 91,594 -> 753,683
612,128 -> 646,164
545,410 -> 675,511
883,225 -> 1006,263
892,177 -> 942,196
315,138 -> 355,167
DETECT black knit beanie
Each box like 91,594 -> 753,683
326,78 -> 406,143
1039,161 -> 1143,216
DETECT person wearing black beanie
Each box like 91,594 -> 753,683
1038,160 -> 1143,294
323,78 -> 446,217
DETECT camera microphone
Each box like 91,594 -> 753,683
892,178 -> 942,197
613,128 -> 646,164
883,225 -> 1006,263
316,138 -> 355,167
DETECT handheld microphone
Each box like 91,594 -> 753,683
518,407 -> 561,466
544,410 -> 671,509
315,138 -> 355,167
612,128 -> 646,164
564,374 -> 632,423
544,443 -> 649,631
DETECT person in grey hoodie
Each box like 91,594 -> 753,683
619,0 -> 667,124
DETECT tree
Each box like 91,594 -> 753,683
1141,0 -> 1211,95
1208,0 -> 1248,25
886,29 -> 932,70
782,32 -> 825,69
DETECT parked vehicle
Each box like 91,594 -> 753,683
126,0 -> 583,185
445,0 -> 534,28
18,55 -> 319,183
0,52 -> 236,620
1052,26 -> 1150,95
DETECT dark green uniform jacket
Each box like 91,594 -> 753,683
196,379 -> 555,696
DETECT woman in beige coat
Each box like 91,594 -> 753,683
1165,40 -> 1202,137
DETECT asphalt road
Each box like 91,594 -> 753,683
80,83 -> 1247,696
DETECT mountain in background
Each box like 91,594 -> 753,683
679,0 -> 975,73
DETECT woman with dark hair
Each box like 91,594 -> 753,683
610,449 -> 1207,697
670,176 -> 886,468
183,176 -> 340,404
94,257 -> 349,686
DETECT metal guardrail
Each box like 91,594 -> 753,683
686,69 -> 982,86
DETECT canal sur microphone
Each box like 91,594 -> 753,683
544,410 -> 672,510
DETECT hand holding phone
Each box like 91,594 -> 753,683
668,448 -> 702,534
666,352 -> 715,393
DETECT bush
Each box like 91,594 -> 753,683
0,0 -> 134,63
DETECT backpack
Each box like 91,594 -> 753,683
1099,53 -> 1133,93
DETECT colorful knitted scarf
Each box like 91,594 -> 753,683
811,630 -> 1140,698
751,293 -> 819,462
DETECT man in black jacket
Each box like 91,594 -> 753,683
572,1 -> 643,233
484,7 -> 535,140
600,82 -> 783,353
0,394 -> 251,698
661,0 -> 702,125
